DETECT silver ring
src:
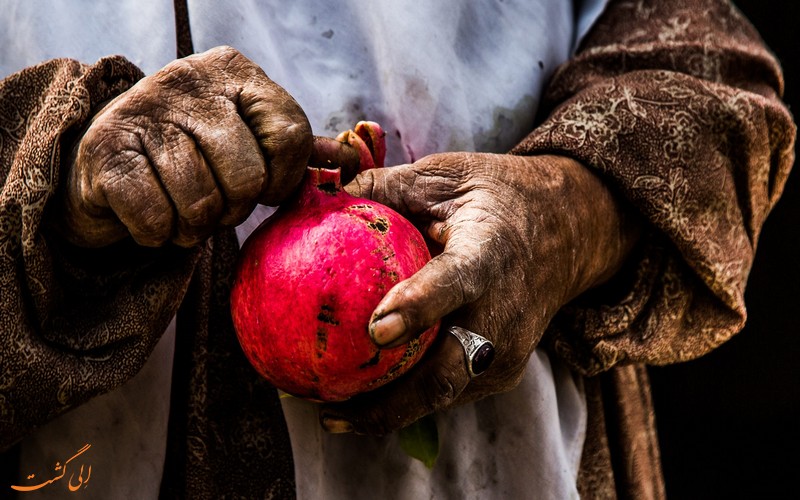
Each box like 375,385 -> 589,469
448,326 -> 495,378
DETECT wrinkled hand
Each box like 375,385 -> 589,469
321,152 -> 640,435
59,46 -> 313,248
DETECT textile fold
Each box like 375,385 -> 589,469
0,56 -> 200,449
513,1 -> 795,497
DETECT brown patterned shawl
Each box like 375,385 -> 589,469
514,1 -> 796,497
0,0 -> 794,498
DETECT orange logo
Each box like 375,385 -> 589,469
10,444 -> 92,493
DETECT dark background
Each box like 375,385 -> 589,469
648,1 -> 799,498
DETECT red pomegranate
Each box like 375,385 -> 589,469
230,122 -> 439,402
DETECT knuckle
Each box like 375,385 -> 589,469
154,58 -> 199,90
83,120 -> 136,159
252,113 -> 312,159
454,262 -> 482,304
285,119 -> 313,147
351,170 -> 376,199
167,56 -> 195,75
356,407 -> 393,437
429,252 -> 481,306
226,166 -> 266,202
486,365 -> 526,396
200,45 -> 238,63
212,45 -> 238,57
180,192 -> 223,227
172,231 -> 207,248
265,123 -> 312,166
133,211 -> 172,241
220,200 -> 258,227
206,45 -> 252,75
421,369 -> 462,411
95,152 -> 140,195
228,182 -> 263,205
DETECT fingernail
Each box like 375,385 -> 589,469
370,312 -> 406,346
322,417 -> 353,434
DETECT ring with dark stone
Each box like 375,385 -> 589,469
448,326 -> 495,378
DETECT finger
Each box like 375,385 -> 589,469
101,150 -> 175,247
344,163 -> 413,214
61,137 -> 129,247
308,136 -> 361,182
344,160 -> 462,218
143,124 -> 225,247
320,332 -> 469,436
369,222 -> 501,348
238,74 -> 312,205
191,105 -> 267,225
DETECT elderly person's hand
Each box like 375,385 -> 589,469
320,152 -> 641,435
58,46 -> 313,248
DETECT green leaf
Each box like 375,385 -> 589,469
398,414 -> 439,468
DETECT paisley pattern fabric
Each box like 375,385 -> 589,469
0,57 -> 197,444
515,0 -> 795,375
0,0 -> 794,498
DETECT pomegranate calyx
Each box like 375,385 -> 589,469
307,166 -> 343,195
335,121 -> 386,173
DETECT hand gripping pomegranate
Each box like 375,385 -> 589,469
230,122 -> 439,402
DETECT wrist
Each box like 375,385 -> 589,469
533,155 -> 642,305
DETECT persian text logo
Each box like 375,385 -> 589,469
10,444 -> 92,493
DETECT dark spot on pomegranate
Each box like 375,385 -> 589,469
317,305 -> 339,325
359,350 -> 381,368
368,217 -> 389,234
368,339 -> 421,387
316,326 -> 328,354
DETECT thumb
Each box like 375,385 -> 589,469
308,136 -> 361,180
345,154 -> 465,219
347,161 -> 498,347
344,163 -> 417,217
369,225 -> 497,348
344,164 -> 428,219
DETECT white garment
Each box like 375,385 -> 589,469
0,0 -> 175,76
5,0 -> 608,497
